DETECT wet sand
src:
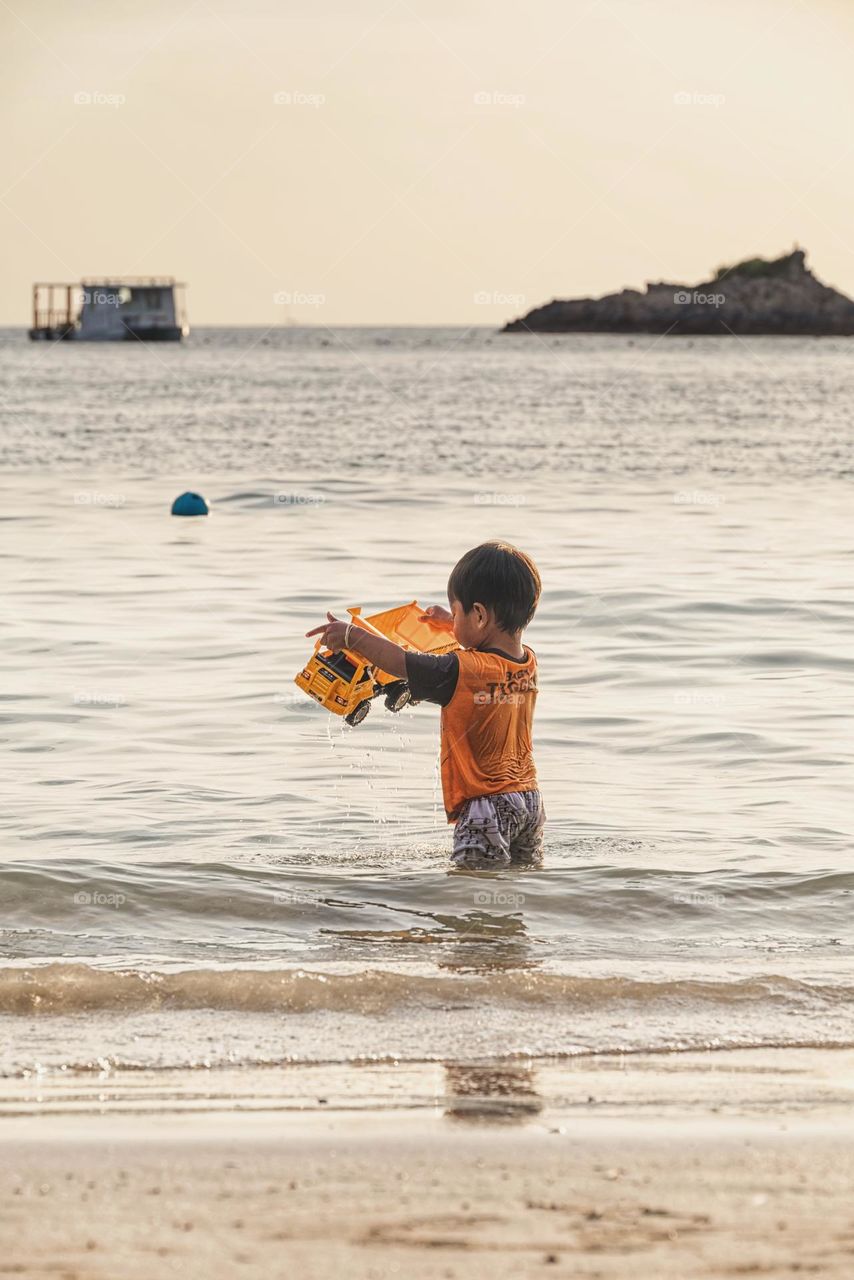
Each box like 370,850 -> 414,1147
3,1049 -> 854,1278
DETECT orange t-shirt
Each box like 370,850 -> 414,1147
439,647 -> 538,821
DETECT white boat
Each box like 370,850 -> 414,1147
29,277 -> 188,341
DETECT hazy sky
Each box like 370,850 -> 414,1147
3,0 -> 853,325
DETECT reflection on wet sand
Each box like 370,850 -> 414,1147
439,899 -> 542,1122
442,1061 -> 542,1123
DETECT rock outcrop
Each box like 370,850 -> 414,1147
502,250 -> 854,335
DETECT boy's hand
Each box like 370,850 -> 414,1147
420,604 -> 454,628
305,611 -> 409,679
306,612 -> 349,651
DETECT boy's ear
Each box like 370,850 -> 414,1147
472,602 -> 489,628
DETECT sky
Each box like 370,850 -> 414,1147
2,0 -> 853,325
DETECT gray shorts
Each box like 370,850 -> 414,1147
452,790 -> 545,868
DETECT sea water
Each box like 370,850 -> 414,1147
1,326 -> 853,1077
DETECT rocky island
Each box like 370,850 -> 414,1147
502,249 -> 854,336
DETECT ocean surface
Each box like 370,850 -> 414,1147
2,326 -> 853,1081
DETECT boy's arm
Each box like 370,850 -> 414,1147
306,613 -> 408,679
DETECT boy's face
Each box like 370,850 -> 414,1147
449,597 -> 489,648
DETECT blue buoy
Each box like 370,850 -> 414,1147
171,491 -> 209,517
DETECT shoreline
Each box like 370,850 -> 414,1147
4,1049 -> 854,1277
4,1046 -> 854,1119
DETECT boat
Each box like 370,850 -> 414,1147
29,278 -> 188,341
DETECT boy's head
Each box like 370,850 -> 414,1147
447,541 -> 541,646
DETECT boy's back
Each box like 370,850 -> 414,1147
408,644 -> 538,821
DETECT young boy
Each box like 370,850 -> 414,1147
307,541 -> 544,867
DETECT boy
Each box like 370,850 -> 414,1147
307,541 -> 544,868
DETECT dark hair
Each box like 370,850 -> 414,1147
448,542 -> 541,633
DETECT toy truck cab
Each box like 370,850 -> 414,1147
295,601 -> 458,726
294,642 -> 403,726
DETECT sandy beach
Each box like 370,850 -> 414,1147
4,1048 -> 854,1279
6,0 -> 854,1274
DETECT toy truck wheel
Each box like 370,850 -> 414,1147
345,700 -> 371,727
384,682 -> 412,713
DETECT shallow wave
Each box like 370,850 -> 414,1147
6,858 -> 854,913
2,859 -> 853,974
2,962 -> 851,1016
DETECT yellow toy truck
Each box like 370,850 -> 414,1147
295,601 -> 459,726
